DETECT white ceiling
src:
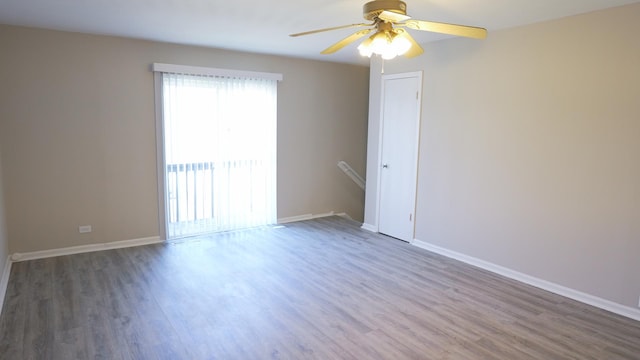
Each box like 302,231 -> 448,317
1,0 -> 638,65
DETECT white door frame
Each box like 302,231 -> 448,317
375,71 -> 423,241
153,71 -> 169,241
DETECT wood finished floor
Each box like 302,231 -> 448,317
1,216 -> 639,359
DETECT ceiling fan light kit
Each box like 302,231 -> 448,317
357,22 -> 412,60
290,0 -> 487,60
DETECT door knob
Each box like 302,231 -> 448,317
382,164 -> 389,168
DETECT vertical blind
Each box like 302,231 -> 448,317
160,71 -> 278,238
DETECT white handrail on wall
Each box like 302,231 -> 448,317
338,161 -> 365,190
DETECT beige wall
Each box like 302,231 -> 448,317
0,25 -> 369,253
368,3 -> 640,308
0,149 -> 8,272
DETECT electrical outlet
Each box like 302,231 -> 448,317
78,225 -> 92,233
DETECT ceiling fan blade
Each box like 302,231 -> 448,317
321,29 -> 374,54
403,19 -> 487,39
290,23 -> 373,37
378,10 -> 411,23
395,29 -> 424,58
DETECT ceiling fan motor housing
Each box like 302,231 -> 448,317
363,0 -> 407,20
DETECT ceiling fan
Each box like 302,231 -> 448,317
290,0 -> 487,60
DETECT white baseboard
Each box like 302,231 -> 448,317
411,238 -> 640,322
278,211 -> 342,224
0,255 -> 11,315
10,236 -> 163,262
337,213 -> 353,221
361,223 -> 377,232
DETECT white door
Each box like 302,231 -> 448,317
378,72 -> 422,242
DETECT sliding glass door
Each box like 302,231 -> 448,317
158,71 -> 277,239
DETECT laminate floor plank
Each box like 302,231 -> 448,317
0,265 -> 29,358
1,216 -> 639,359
